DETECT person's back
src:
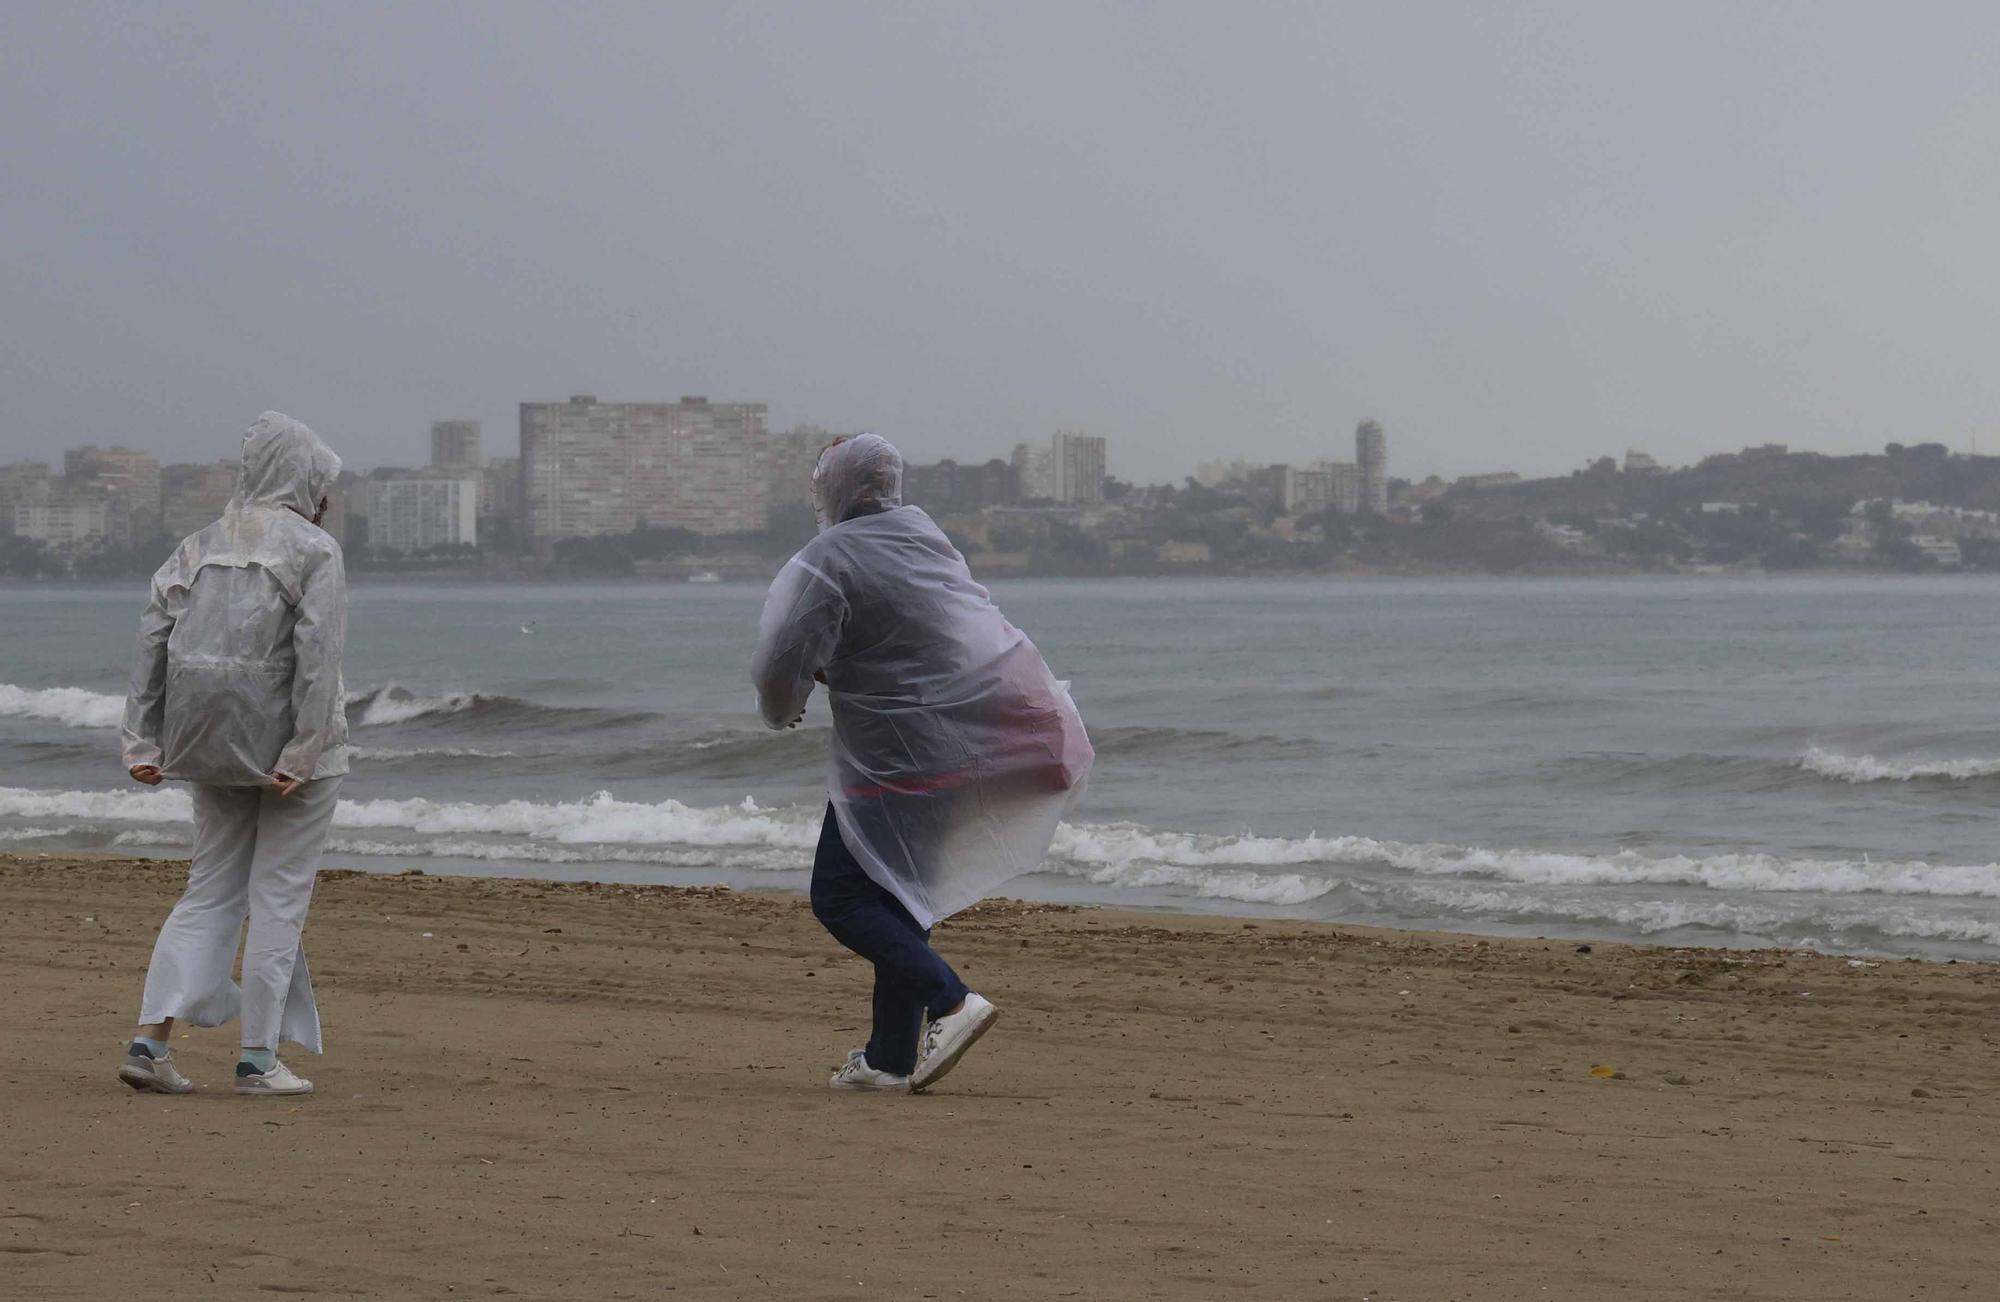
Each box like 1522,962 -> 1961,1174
117,411 -> 348,1099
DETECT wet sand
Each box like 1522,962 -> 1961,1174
2,852 -> 1996,1300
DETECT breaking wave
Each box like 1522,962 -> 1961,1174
345,684 -> 655,732
1798,747 -> 2000,784
0,684 -> 123,729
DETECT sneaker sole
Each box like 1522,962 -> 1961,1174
911,1005 -> 1000,1091
829,1079 -> 911,1092
118,1065 -> 191,1095
234,1083 -> 313,1097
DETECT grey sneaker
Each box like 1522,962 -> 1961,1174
234,1059 -> 313,1097
118,1045 -> 195,1095
911,993 -> 999,1091
829,1048 -> 910,1092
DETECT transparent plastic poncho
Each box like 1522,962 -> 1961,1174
752,434 -> 1093,927
122,412 -> 350,786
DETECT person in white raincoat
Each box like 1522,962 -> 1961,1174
752,434 -> 1093,1091
117,412 -> 349,1099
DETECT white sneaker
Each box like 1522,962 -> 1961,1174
911,993 -> 999,1090
829,1049 -> 910,1092
234,1059 -> 313,1097
118,1046 -> 195,1095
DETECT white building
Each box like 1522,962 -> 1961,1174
368,476 -> 478,553
1050,431 -> 1107,504
15,497 -> 110,553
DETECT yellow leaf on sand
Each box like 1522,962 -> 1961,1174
1589,1064 -> 1618,1079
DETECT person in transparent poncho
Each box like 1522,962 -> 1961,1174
752,434 -> 1093,1091
116,412 -> 349,1099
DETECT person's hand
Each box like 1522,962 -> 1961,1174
129,765 -> 163,786
270,772 -> 304,798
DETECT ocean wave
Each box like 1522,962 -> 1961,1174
0,825 -> 75,843
0,684 -> 123,729
21,781 -> 2000,907
318,837 -> 804,871
350,745 -> 520,761
1047,822 -> 2000,900
1798,747 -> 2000,784
345,684 -> 656,733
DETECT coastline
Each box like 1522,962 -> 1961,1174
5,851 -> 1994,1299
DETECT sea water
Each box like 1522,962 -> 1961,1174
6,574 -> 2000,959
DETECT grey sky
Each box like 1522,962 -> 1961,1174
4,1 -> 1998,485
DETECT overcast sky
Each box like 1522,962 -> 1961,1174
4,2 -> 1999,484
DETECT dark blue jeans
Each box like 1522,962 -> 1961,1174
809,804 -> 969,1076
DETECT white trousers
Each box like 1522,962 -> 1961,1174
137,777 -> 342,1053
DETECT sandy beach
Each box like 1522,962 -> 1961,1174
3,852 -> 1996,1300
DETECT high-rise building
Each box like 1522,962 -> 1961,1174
1051,431 -> 1107,504
65,445 -> 162,542
367,475 -> 478,553
1355,420 -> 1388,515
519,395 -> 772,542
431,420 -> 484,471
160,461 -> 238,539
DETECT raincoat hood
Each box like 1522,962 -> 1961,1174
812,433 -> 903,530
238,412 -> 341,519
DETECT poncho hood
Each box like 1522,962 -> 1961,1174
238,412 -> 341,520
812,433 -> 903,530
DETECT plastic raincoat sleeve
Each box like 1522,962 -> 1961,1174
274,547 -> 348,781
121,573 -> 175,769
750,559 -> 846,730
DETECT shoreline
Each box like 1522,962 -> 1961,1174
5,851 -> 1997,1298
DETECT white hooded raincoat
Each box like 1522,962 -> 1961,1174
122,412 -> 348,1051
752,435 -> 1093,928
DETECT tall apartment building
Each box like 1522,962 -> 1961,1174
65,445 -> 162,541
367,475 -> 478,553
1051,431 -> 1107,504
519,396 -> 772,542
161,461 -> 238,539
1011,431 -> 1107,504
431,420 -> 484,470
1355,420 -> 1388,515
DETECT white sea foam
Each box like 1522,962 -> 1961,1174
0,684 -> 123,729
18,784 -> 2000,908
350,745 -> 518,761
0,826 -> 75,843
1049,821 -> 2000,900
320,837 -> 804,871
350,686 -> 479,727
1798,747 -> 2000,783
